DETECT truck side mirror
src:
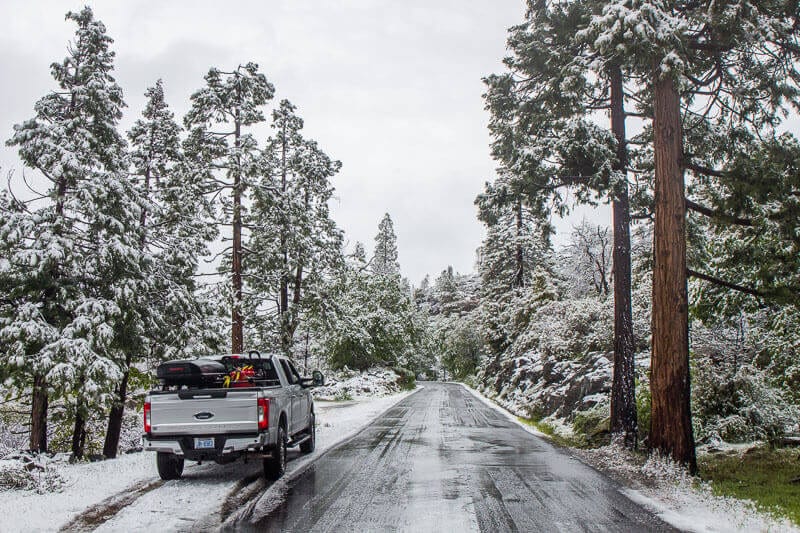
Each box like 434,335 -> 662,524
312,370 -> 325,387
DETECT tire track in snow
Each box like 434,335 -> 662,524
59,479 -> 164,532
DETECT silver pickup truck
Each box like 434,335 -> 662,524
142,351 -> 323,481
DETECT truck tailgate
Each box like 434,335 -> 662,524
150,389 -> 260,435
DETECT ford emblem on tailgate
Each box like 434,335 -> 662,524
194,412 -> 215,420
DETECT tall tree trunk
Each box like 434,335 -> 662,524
514,199 -> 524,288
71,408 -> 86,459
286,189 -> 309,348
102,366 -> 130,458
609,65 -> 638,449
279,122 -> 290,352
29,374 -> 48,452
650,68 -> 696,473
231,114 -> 244,354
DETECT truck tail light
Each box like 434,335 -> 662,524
144,401 -> 151,434
257,398 -> 269,431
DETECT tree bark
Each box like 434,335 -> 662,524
71,408 -> 86,459
514,199 -> 524,288
231,110 -> 244,354
102,367 -> 129,458
609,65 -> 638,449
650,68 -> 697,473
279,121 -> 290,352
29,374 -> 48,452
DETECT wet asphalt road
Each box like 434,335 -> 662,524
233,382 -> 674,532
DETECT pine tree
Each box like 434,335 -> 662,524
248,99 -> 343,353
433,266 -> 459,315
4,7 -> 143,458
372,213 -> 400,277
310,218 -> 423,372
477,200 -> 553,358
482,0 -> 640,447
184,63 -> 274,354
101,80 -> 221,458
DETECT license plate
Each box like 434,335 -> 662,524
194,437 -> 214,449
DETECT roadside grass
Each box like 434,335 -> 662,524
516,416 -> 584,448
698,446 -> 800,526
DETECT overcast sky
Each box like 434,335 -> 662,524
0,0 -> 599,284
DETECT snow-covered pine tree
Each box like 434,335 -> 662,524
372,213 -> 400,277
100,80 -> 222,458
351,242 -> 367,264
427,266 -> 483,380
183,63 -> 274,354
4,7 -> 143,458
309,217 -> 424,372
247,99 -> 343,353
433,267 -> 459,315
581,0 -> 800,471
476,199 -> 554,358
483,0 -> 639,448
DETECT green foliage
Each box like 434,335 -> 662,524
693,359 -> 795,444
700,448 -> 800,526
461,374 -> 478,389
438,316 -> 483,381
572,405 -> 611,448
636,379 -> 652,444
312,217 -> 425,373
393,367 -> 416,390
516,416 -> 582,448
333,390 -> 353,402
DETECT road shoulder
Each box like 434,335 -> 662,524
459,381 -> 799,533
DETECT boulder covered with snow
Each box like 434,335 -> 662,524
0,452 -> 65,493
480,351 -> 613,421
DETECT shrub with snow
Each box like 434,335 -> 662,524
693,359 -> 797,444
0,452 -> 65,493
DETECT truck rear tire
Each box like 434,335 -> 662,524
300,413 -> 315,453
156,452 -> 184,480
264,426 -> 287,480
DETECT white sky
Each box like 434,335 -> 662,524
0,0 -> 604,284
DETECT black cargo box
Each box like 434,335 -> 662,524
157,359 -> 227,387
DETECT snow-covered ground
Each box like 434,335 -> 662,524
460,382 -> 799,533
312,367 -> 409,400
0,389 -> 416,532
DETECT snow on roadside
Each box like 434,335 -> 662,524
578,446 -> 800,533
312,367 -> 406,401
460,382 -> 799,533
0,389 -> 417,533
0,451 -> 155,532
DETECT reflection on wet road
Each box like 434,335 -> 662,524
233,383 -> 674,532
